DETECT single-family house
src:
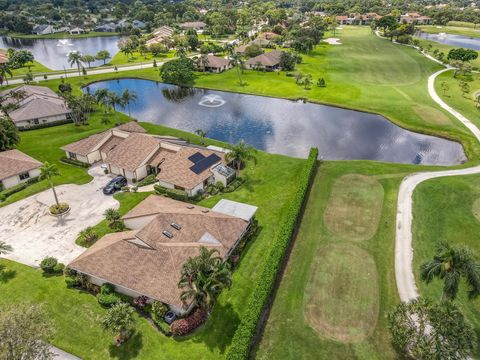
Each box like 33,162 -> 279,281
146,26 -> 174,47
336,15 -> 349,25
95,23 -> 117,32
69,27 -> 85,35
0,149 -> 42,190
0,49 -> 8,64
0,85 -> 71,129
196,55 -> 231,73
32,24 -> 54,35
400,12 -> 432,24
179,21 -> 207,31
132,20 -> 146,29
62,122 -> 235,195
245,50 -> 283,71
68,195 -> 257,314
234,44 -> 249,55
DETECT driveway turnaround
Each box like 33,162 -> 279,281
0,165 -> 119,267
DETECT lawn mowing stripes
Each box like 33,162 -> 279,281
226,147 -> 319,360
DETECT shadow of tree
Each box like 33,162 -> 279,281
241,173 -> 262,193
0,264 -> 16,283
108,332 -> 143,360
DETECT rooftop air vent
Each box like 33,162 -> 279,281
202,209 -> 209,213
162,230 -> 174,239
187,205 -> 194,209
171,223 -> 182,230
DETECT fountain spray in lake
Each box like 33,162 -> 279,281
198,94 -> 226,108
57,39 -> 73,47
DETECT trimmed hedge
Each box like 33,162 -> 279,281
60,156 -> 90,168
137,174 -> 158,187
225,147 -> 318,360
18,118 -> 72,131
154,185 -> 188,201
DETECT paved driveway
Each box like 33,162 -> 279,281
0,165 -> 119,267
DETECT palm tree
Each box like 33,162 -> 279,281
106,91 -> 123,120
420,241 -> 480,302
0,241 -> 12,255
68,51 -> 83,75
94,88 -> 110,113
104,208 -> 121,227
225,140 -> 257,174
178,247 -> 232,309
39,162 -> 60,206
120,89 -> 137,117
0,64 -> 12,85
80,54 -> 95,68
230,52 -> 245,86
102,303 -> 136,344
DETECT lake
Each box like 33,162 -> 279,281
416,31 -> 480,50
0,36 -> 122,70
85,79 -> 466,165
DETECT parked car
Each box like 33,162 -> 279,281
103,176 -> 127,195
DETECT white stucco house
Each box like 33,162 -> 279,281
0,149 -> 42,190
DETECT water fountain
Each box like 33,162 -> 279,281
198,94 -> 226,108
57,39 -> 73,47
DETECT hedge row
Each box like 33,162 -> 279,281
154,185 -> 188,201
0,176 -> 40,201
225,147 -> 318,360
60,156 -> 90,168
18,119 -> 72,131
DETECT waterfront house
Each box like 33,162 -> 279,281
196,55 -> 232,73
245,50 -> 283,71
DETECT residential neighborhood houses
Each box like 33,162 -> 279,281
245,50 -> 284,71
69,195 -> 257,314
0,85 -> 71,129
0,149 -> 42,190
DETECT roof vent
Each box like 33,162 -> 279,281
162,230 -> 174,238
202,209 -> 209,213
187,205 -> 194,209
171,223 -> 182,230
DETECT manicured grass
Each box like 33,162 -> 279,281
255,161 -> 434,360
109,50 -> 176,66
10,61 -> 52,76
7,31 -> 120,39
415,37 -> 480,69
412,174 -> 480,356
418,25 -> 480,38
435,70 -> 480,129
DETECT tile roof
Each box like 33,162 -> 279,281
105,133 -> 160,171
69,195 -> 250,308
246,50 -> 283,67
198,55 -> 230,69
156,146 -> 224,190
62,131 -> 111,156
115,121 -> 146,133
0,149 -> 42,180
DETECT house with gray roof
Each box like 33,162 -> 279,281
245,50 -> 284,71
0,85 -> 71,129
32,24 -> 54,35
196,55 -> 232,73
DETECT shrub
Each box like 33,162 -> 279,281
121,186 -> 130,192
65,276 -> 79,288
137,175 -> 157,187
170,308 -> 208,336
131,186 -> 138,193
78,226 -> 99,246
26,176 -> 40,185
0,182 -> 29,199
97,292 -> 123,307
215,181 -> 225,191
49,203 -> 69,215
151,301 -> 168,324
101,283 -> 115,294
154,184 -> 167,194
53,262 -> 65,273
225,147 -> 318,360
133,296 -> 149,309
40,257 -> 58,273
60,156 -> 90,168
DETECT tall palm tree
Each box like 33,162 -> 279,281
120,89 -> 138,118
68,51 -> 83,75
39,162 -> 60,206
230,52 -> 244,86
94,88 -> 110,113
420,241 -> 480,302
225,140 -> 257,174
178,247 -> 232,309
0,241 -> 12,255
106,91 -> 123,121
0,64 -> 12,86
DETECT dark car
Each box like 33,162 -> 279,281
103,176 -> 127,195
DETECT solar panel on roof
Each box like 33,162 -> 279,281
190,154 -> 221,174
188,152 -> 206,164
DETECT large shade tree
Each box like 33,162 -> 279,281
420,241 -> 480,301
178,247 -> 232,309
0,118 -> 20,151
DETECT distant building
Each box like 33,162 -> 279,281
146,26 -> 174,47
32,24 -> 55,35
95,23 -> 117,32
69,27 -> 84,35
132,20 -> 146,29
245,50 -> 283,71
179,21 -> 207,31
0,85 -> 71,129
196,55 -> 232,73
400,12 -> 432,24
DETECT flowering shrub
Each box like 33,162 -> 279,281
170,308 -> 208,336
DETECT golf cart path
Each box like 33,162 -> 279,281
395,68 -> 480,302
0,164 -> 119,267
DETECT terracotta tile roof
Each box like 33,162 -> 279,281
115,121 -> 146,133
246,50 -> 283,67
105,133 -> 160,171
62,131 -> 111,156
69,196 -> 250,308
0,149 -> 42,180
156,146 -> 224,190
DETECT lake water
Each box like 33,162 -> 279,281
416,31 -> 480,50
0,36 -> 122,70
85,79 -> 466,165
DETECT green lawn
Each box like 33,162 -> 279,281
255,161 -> 438,359
109,50 -> 176,66
418,25 -> 480,38
7,31 -> 119,39
412,174 -> 480,355
10,61 -> 52,76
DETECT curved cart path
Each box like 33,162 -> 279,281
395,68 -> 480,301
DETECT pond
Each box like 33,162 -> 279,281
85,79 -> 466,165
416,31 -> 480,51
0,35 -> 123,70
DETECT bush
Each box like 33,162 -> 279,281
131,186 -> 138,193
157,321 -> 172,336
60,156 -> 90,168
97,292 -> 123,307
170,308 -> 208,336
154,184 -> 167,194
40,257 -> 58,273
121,186 -> 130,192
166,188 -> 188,201
133,295 -> 149,309
49,203 -> 69,215
53,262 -> 65,273
151,301 -> 168,324
65,275 -> 78,288
26,176 -> 40,185
225,147 -> 318,360
215,181 -> 225,191
101,283 -> 115,294
0,182 -> 29,199
137,174 -> 157,187
18,119 -> 72,131
78,226 -> 98,246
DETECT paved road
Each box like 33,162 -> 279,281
395,68 -> 480,302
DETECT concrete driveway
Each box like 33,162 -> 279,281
0,164 -> 119,267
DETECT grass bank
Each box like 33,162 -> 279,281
418,25 -> 480,38
110,50 -> 176,66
